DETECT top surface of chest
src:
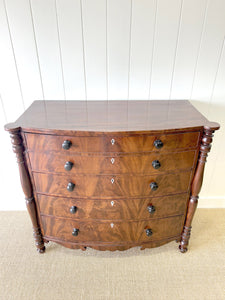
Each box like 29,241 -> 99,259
5,100 -> 219,134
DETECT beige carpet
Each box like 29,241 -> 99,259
0,209 -> 224,300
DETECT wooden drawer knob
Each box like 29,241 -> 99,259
152,160 -> 161,169
72,228 -> 79,236
64,161 -> 73,171
150,182 -> 158,191
67,182 -> 75,192
70,206 -> 77,214
146,229 -> 153,237
154,139 -> 163,149
147,205 -> 156,214
62,140 -> 72,150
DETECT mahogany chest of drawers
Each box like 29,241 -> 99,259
5,100 -> 219,253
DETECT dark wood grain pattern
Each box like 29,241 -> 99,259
4,100 -> 219,253
38,193 -> 189,220
5,100 -> 219,134
41,214 -> 185,243
29,150 -> 196,175
25,131 -> 200,153
8,128 -> 45,253
179,127 -> 216,253
33,171 -> 192,199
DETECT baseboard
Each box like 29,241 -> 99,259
198,197 -> 225,208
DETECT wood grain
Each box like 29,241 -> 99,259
41,214 -> 185,243
5,100 -> 219,134
33,171 -> 192,199
25,131 -> 200,153
38,193 -> 189,220
29,150 -> 196,174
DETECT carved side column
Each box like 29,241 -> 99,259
179,127 -> 215,253
9,128 -> 45,253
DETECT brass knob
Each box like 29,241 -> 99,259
154,139 -> 163,149
67,182 -> 75,192
62,140 -> 72,150
147,205 -> 156,214
146,229 -> 153,237
150,182 -> 158,191
64,161 -> 73,171
72,228 -> 79,236
70,206 -> 77,214
152,160 -> 161,169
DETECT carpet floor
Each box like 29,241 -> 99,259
0,209 -> 224,300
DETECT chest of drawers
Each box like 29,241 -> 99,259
5,100 -> 219,253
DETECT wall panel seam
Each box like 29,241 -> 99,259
3,0 -> 25,111
148,0 -> 158,100
80,0 -> 87,100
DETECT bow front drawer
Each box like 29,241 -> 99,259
41,215 -> 185,243
29,150 -> 196,175
38,193 -> 189,220
33,171 -> 192,199
25,131 -> 200,153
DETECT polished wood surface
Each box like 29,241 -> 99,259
41,214 -> 185,243
38,193 -> 189,220
25,131 -> 200,152
29,150 -> 196,174
33,171 -> 192,199
5,100 -> 220,253
5,100 -> 219,134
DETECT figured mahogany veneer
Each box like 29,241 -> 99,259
26,131 -> 200,153
38,194 -> 189,220
29,150 -> 196,175
33,171 -> 192,198
5,100 -> 219,253
41,215 -> 185,243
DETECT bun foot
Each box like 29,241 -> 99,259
37,246 -> 45,253
179,244 -> 188,253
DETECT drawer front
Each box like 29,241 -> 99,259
38,194 -> 189,220
29,150 -> 196,174
26,131 -> 200,153
33,171 -> 192,199
41,215 -> 185,243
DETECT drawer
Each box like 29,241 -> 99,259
25,131 -> 200,153
33,171 -> 192,199
29,150 -> 196,174
38,193 -> 189,220
41,215 -> 185,243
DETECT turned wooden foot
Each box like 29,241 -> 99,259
8,128 -> 45,253
180,127 -> 215,253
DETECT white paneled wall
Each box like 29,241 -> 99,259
0,0 -> 225,210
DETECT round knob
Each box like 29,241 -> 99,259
72,228 -> 79,236
62,140 -> 72,150
70,206 -> 77,214
147,205 -> 156,214
150,182 -> 158,191
152,160 -> 161,169
64,161 -> 73,171
146,229 -> 153,237
154,139 -> 163,149
67,182 -> 75,192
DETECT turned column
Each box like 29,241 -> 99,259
179,127 -> 215,253
8,127 -> 45,253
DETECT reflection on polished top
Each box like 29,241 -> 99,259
5,100 -> 219,134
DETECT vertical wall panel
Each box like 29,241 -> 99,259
170,0 -> 207,99
0,0 -> 24,121
30,0 -> 65,99
56,0 -> 86,100
82,0 -> 107,100
149,0 -> 182,99
129,0 -> 156,100
107,0 -> 132,100
191,0 -> 225,115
